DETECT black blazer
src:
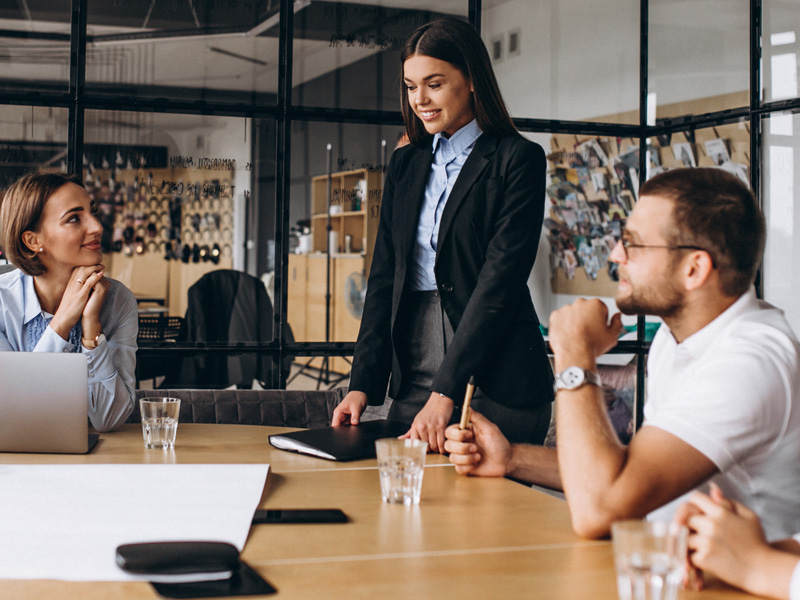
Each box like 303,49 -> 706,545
349,133 -> 554,410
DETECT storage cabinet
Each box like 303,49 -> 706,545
310,168 -> 383,276
286,168 -> 382,376
287,253 -> 365,375
287,254 -> 308,341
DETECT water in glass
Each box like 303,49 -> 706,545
615,551 -> 682,600
379,455 -> 424,505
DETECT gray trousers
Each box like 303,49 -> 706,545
388,291 -> 551,445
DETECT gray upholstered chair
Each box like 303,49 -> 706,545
129,387 -> 347,428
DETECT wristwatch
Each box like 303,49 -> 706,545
553,366 -> 601,394
82,333 -> 106,350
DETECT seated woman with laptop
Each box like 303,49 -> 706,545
0,171 -> 137,432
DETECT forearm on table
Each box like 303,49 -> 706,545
506,444 -> 562,490
736,546 -> 798,600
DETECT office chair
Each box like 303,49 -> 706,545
162,269 -> 293,389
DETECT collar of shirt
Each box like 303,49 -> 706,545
659,287 -> 758,358
431,119 -> 482,164
21,271 -> 46,325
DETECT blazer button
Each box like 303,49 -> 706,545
440,282 -> 454,293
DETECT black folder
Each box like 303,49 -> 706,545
268,420 -> 408,461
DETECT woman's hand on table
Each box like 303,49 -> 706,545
399,392 -> 453,453
331,391 -> 368,426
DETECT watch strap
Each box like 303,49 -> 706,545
82,332 -> 106,350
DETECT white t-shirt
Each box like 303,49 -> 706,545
644,289 -> 800,541
789,535 -> 800,600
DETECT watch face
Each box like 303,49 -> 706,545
554,367 -> 600,393
561,367 -> 584,388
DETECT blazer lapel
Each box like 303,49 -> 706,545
436,135 -> 497,251
401,146 -> 434,265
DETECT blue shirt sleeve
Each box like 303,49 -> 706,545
82,280 -> 138,432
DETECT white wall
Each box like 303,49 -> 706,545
483,0 -> 640,122
648,0 -> 750,108
486,0 -> 750,324
482,0 -> 749,122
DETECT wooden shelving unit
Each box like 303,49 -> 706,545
310,168 -> 383,275
287,168 -> 383,375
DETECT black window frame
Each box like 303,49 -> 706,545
3,0 -> 799,428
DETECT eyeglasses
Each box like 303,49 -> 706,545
620,238 -> 716,267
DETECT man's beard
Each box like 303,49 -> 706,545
615,278 -> 684,319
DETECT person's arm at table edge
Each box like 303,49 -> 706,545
727,537 -> 800,599
445,410 -> 562,490
703,537 -> 800,599
554,363 -> 717,538
86,284 -> 137,432
678,489 -> 800,600
550,300 -> 717,539
331,391 -> 368,426
506,444 -> 562,490
737,548 -> 800,600
334,149 -> 404,427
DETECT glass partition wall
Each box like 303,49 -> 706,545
1,1 -> 798,413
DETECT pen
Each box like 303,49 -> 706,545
459,376 -> 476,430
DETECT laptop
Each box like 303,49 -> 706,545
0,352 -> 99,454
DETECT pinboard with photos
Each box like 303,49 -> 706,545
544,120 -> 750,297
545,134 -> 638,297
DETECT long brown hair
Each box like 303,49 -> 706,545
400,18 -> 519,147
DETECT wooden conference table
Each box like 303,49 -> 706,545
0,424 -> 758,600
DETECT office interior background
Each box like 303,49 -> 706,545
1,0 -> 799,427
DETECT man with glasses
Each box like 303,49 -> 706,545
445,167 -> 800,540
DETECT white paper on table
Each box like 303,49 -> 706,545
0,464 -> 269,581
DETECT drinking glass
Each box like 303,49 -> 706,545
139,397 -> 181,450
611,520 -> 688,600
375,438 -> 427,505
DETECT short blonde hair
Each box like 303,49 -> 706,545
0,171 -> 80,276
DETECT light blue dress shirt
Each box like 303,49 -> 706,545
0,268 -> 138,432
410,119 -> 482,291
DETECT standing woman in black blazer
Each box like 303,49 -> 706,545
332,18 -> 553,452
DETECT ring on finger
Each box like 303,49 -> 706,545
76,278 -> 84,284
